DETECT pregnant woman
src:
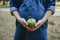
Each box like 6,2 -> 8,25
10,0 -> 56,40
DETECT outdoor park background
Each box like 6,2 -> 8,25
0,0 -> 60,40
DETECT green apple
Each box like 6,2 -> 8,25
27,18 -> 36,28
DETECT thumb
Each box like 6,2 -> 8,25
35,21 -> 40,27
26,22 -> 28,25
35,23 -> 37,27
22,18 -> 28,25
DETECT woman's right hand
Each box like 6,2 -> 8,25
18,18 -> 28,27
18,18 -> 34,32
20,18 -> 28,26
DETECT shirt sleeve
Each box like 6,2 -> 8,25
47,0 -> 56,15
10,0 -> 23,15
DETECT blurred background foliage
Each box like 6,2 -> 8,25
0,0 -> 9,8
0,0 -> 60,8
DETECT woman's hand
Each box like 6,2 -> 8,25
18,18 -> 28,28
29,10 -> 53,32
18,18 -> 34,32
21,18 -> 28,25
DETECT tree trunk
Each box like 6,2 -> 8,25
3,0 -> 5,5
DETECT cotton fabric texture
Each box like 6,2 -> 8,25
10,0 -> 56,40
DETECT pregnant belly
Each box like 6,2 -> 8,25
19,7 -> 45,21
19,7 -> 31,20
31,8 -> 45,21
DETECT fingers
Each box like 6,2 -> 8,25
25,22 -> 28,25
27,27 -> 35,32
35,20 -> 42,27
35,21 -> 40,27
21,18 -> 28,25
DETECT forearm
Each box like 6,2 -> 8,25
12,11 -> 22,22
38,10 -> 52,27
12,11 -> 30,29
42,10 -> 52,22
38,10 -> 52,26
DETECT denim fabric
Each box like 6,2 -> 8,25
10,0 -> 56,40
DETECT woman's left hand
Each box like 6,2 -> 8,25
30,19 -> 45,32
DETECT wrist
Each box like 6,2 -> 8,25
42,18 -> 46,22
17,17 -> 22,22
